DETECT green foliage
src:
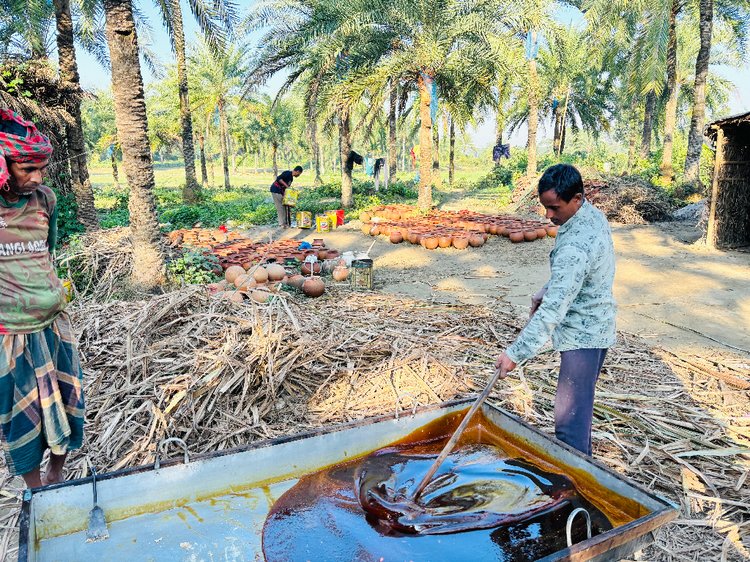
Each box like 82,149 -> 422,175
52,190 -> 86,244
167,249 -> 221,285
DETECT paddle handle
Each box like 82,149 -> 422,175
411,365 -> 506,501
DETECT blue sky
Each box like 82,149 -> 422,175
75,1 -> 750,148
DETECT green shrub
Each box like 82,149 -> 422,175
52,190 -> 86,244
167,249 -> 221,285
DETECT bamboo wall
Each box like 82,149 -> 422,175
707,123 -> 750,249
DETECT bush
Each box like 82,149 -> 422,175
166,249 -> 221,285
53,190 -> 86,244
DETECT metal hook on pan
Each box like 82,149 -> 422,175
566,507 -> 592,547
154,437 -> 190,470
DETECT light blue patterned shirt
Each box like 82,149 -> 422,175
506,200 -> 616,364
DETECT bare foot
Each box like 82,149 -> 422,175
43,470 -> 64,485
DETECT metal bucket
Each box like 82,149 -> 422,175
350,258 -> 373,290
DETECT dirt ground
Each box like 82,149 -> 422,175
267,219 -> 750,361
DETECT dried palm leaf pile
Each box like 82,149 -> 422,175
0,289 -> 748,560
511,175 -> 675,224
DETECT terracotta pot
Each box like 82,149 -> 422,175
301,262 -> 322,275
438,235 -> 452,248
498,225 -> 509,237
469,234 -> 484,247
488,224 -> 499,235
360,211 -> 372,222
423,237 -> 439,250
369,225 -> 381,236
408,231 -> 420,244
318,249 -> 329,260
326,250 -> 340,259
312,238 -> 324,247
302,276 -> 325,298
546,225 -> 558,237
509,230 -> 524,243
390,232 -> 403,244
524,230 -> 538,242
535,227 -> 548,239
452,237 -> 469,250
361,223 -> 372,235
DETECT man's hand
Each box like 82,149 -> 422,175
529,287 -> 548,319
494,352 -> 517,379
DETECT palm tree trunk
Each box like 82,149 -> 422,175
660,0 -> 680,185
684,0 -> 713,188
526,36 -> 539,180
217,98 -> 230,190
640,91 -> 656,159
449,118 -> 455,186
198,134 -> 208,185
340,110 -> 353,208
432,117 -> 441,191
111,150 -> 120,188
552,105 -> 563,156
272,142 -> 278,178
53,0 -> 98,231
104,0 -> 164,290
389,80 -> 398,180
169,0 -> 200,203
417,73 -> 433,210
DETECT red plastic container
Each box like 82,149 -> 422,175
335,209 -> 345,226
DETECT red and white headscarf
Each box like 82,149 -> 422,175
0,109 -> 53,190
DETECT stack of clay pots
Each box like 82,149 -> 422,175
361,206 -> 558,249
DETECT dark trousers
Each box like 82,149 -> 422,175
554,348 -> 607,456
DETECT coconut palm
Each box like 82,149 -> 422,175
103,0 -> 164,289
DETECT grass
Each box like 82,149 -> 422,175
85,161 -> 514,234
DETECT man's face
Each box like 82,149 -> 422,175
7,159 -> 49,198
539,189 -> 583,226
292,169 -> 302,178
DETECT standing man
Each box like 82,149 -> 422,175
495,164 -> 616,456
0,110 -> 85,488
271,165 -> 303,229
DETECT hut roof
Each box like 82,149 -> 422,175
705,110 -> 750,140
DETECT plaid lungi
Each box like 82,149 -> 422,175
0,312 -> 84,476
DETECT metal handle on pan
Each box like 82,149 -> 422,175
566,507 -> 592,547
154,437 -> 190,470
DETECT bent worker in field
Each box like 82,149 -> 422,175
270,165 -> 303,228
495,164 -> 616,456
0,110 -> 85,488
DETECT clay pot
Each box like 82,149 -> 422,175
509,230 -> 525,243
318,249 -> 329,260
287,274 -> 305,290
360,211 -> 372,222
224,265 -> 245,284
369,225 -> 381,236
326,250 -> 340,260
523,230 -> 538,242
266,263 -> 286,282
361,223 -> 371,235
312,238 -> 325,247
301,262 -> 322,276
535,227 -> 548,239
452,237 -> 469,250
498,225 -> 509,237
390,232 -> 403,244
223,290 -> 245,304
546,225 -> 558,237
332,266 -> 349,282
250,287 -> 273,303
423,236 -> 439,250
488,224 -> 499,235
252,267 -> 269,283
302,276 -> 325,298
438,235 -> 452,248
408,231 -> 420,244
469,234 -> 485,247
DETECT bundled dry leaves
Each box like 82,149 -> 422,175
1,290 -> 748,561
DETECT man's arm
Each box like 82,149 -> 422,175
501,245 -> 589,366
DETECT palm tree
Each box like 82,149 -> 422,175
189,39 -> 247,190
683,0 -> 713,188
103,0 -> 164,290
244,94 -> 297,177
155,0 -> 237,203
52,0 -> 98,230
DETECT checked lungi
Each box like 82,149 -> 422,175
0,312 -> 84,476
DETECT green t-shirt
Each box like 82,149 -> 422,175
0,185 -> 66,334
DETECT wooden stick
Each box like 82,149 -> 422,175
411,365 -> 507,501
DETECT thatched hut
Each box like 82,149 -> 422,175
705,111 -> 750,249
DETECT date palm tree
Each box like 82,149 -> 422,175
103,0 -> 164,289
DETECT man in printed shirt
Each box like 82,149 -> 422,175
496,164 -> 616,455
0,110 -> 85,488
